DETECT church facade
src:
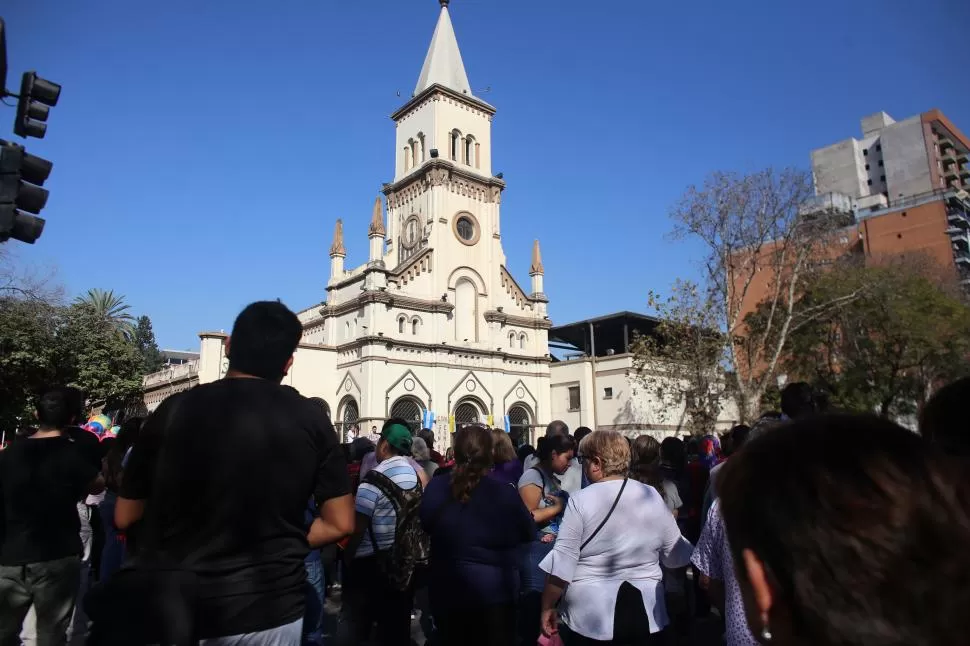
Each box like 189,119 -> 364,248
148,2 -> 553,446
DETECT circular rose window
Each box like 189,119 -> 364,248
452,213 -> 480,246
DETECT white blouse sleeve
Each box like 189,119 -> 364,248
659,503 -> 694,568
539,495 -> 582,583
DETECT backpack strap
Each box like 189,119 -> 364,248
530,465 -> 547,491
580,477 -> 628,551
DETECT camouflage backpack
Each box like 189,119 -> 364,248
363,469 -> 430,591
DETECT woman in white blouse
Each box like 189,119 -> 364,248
539,431 -> 693,645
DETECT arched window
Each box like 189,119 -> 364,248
417,132 -> 426,162
465,135 -> 475,167
404,145 -> 412,171
411,139 -> 419,168
451,130 -> 461,161
454,399 -> 481,424
398,316 -> 406,334
343,321 -> 350,341
519,333 -> 527,350
507,404 -> 531,444
390,397 -> 424,432
454,278 -> 478,342
339,397 -> 359,443
509,331 -> 516,347
411,318 -> 420,335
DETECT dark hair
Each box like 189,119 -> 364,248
545,419 -> 569,437
780,381 -> 817,420
573,426 -> 593,444
660,436 -> 686,474
730,424 -> 751,451
227,301 -> 302,381
417,428 -> 436,451
36,387 -> 73,429
516,444 -> 535,463
630,435 -> 663,491
63,386 -> 86,425
307,397 -> 329,417
719,413 -> 970,646
920,377 -> 970,459
349,437 -> 375,462
535,433 -> 576,464
104,417 -> 144,492
450,426 -> 493,503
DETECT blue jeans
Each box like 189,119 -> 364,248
303,555 -> 325,646
99,492 -> 127,582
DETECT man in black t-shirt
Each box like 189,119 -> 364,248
114,301 -> 354,643
0,386 -> 104,646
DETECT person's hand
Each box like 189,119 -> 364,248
540,608 -> 559,637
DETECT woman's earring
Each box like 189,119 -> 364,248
760,621 -> 773,642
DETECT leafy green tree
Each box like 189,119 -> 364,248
0,297 -> 63,430
58,303 -> 144,411
132,315 -> 165,374
779,262 -> 970,417
75,288 -> 135,339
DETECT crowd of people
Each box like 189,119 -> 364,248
2,299 -> 970,646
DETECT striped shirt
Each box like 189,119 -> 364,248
354,455 -> 418,557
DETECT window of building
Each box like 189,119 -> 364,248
604,387 -> 613,399
863,148 -> 868,156
867,179 -> 873,186
411,318 -> 420,335
878,160 -> 884,167
509,331 -> 516,347
456,217 -> 475,241
568,386 -> 581,411
880,175 -> 886,182
398,317 -> 406,334
519,333 -> 527,349
865,164 -> 870,170
465,136 -> 475,167
876,144 -> 882,152
451,131 -> 461,161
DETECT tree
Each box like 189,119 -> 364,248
75,288 -> 135,339
666,167 -> 852,422
132,315 -> 165,374
631,281 -> 727,435
57,302 -> 144,411
781,261 -> 970,418
0,297 -> 63,431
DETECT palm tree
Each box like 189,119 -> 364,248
75,288 -> 135,339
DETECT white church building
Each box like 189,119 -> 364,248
140,1 -> 740,443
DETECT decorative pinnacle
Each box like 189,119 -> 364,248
369,197 -> 386,237
530,239 -> 544,275
329,219 -> 346,257
439,0 -> 450,7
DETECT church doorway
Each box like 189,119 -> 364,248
453,398 -> 484,425
390,397 -> 424,432
507,404 -> 532,447
338,397 -> 359,443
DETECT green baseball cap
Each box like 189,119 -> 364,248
381,423 -> 413,455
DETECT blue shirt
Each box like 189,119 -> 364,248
354,456 -> 418,557
420,474 -> 534,609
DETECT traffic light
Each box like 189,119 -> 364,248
0,140 -> 51,244
14,71 -> 61,139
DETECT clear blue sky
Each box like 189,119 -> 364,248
4,0 -> 968,350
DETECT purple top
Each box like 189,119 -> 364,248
419,473 -> 534,609
690,501 -> 759,646
487,460 -> 524,487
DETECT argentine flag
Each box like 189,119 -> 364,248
421,409 -> 435,430
503,415 -> 511,433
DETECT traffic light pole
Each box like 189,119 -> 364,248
0,16 -> 61,244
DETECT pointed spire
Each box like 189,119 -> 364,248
329,219 -> 346,257
415,0 -> 473,97
530,239 -> 544,275
368,197 -> 386,237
